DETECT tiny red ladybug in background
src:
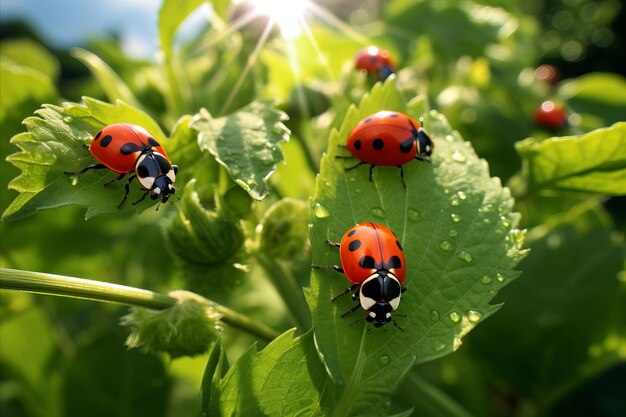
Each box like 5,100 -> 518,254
355,46 -> 396,81
341,110 -> 433,187
534,100 -> 568,131
313,222 -> 407,328
65,123 -> 178,208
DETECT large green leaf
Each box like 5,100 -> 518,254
3,98 -> 171,221
515,122 -> 626,195
559,73 -> 626,125
308,78 -> 526,416
0,38 -> 59,80
204,329 -> 330,416
70,48 -> 140,107
469,204 -> 625,410
191,101 -> 290,200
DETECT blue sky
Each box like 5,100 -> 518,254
0,0 -> 205,57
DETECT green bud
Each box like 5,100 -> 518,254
164,180 -> 245,264
257,198 -> 309,260
120,290 -> 222,358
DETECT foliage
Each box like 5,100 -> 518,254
1,1 -> 625,417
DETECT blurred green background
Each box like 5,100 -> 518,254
1,0 -> 624,416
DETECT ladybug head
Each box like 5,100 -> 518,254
366,302 -> 394,327
136,152 -> 178,203
417,128 -> 434,157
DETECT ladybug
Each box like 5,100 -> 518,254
314,222 -> 407,328
355,46 -> 396,81
534,100 -> 567,131
64,123 -> 178,208
342,111 -> 433,187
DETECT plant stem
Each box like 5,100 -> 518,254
256,255 -> 311,330
398,372 -> 477,417
0,268 -> 279,342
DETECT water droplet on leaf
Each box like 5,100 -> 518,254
449,312 -> 461,323
457,251 -> 473,263
433,342 -> 446,352
430,310 -> 440,321
451,150 -> 466,162
440,240 -> 453,251
408,209 -> 420,221
457,191 -> 467,200
481,275 -> 492,284
467,310 -> 481,323
370,207 -> 386,218
378,355 -> 391,366
496,273 -> 505,282
451,213 -> 462,223
63,116 -> 73,123
448,229 -> 458,238
313,203 -> 330,218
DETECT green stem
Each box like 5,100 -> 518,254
256,255 -> 311,330
0,268 -> 279,342
398,372 -> 477,417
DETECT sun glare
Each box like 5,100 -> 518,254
246,0 -> 310,39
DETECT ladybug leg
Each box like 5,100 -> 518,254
401,286 -> 407,293
104,172 -> 128,186
64,163 -> 106,175
345,161 -> 365,171
131,191 -> 150,206
311,264 -> 344,274
340,303 -> 362,318
118,174 -> 137,208
325,240 -> 340,248
398,165 -> 406,188
331,284 -> 359,302
369,165 -> 375,182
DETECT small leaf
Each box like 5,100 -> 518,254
191,100 -> 290,200
3,98 -> 169,221
0,38 -> 59,79
71,48 -> 141,107
309,78 -> 525,416
158,0 -> 205,60
516,122 -> 626,195
204,329 -> 330,416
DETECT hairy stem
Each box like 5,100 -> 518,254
0,268 -> 279,342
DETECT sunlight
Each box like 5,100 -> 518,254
244,0 -> 310,39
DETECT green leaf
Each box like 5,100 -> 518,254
309,78 -> 525,416
3,98 -> 169,221
70,48 -> 141,107
191,101 -> 290,200
469,204 -> 625,410
0,38 -> 60,79
515,122 -> 626,195
559,73 -> 626,125
204,329 -> 330,416
0,59 -> 56,125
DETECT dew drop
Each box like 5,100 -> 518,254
445,134 -> 454,142
370,207 -> 386,218
450,198 -> 460,207
354,188 -> 363,194
378,355 -> 391,366
457,191 -> 467,200
467,310 -> 482,323
313,203 -> 330,218
483,218 -> 492,224
449,312 -> 461,323
488,289 -> 497,296
348,176 -> 357,182
429,310 -> 440,321
481,275 -> 492,284
451,213 -> 462,223
500,216 -> 511,228
250,137 -> 266,147
457,251 -> 473,263
451,150 -> 466,162
496,273 -> 505,282
408,209 -> 420,221
448,229 -> 458,238
246,178 -> 256,186
256,149 -> 274,164
69,176 -> 78,186
63,116 -> 73,123
230,167 -> 240,176
433,342 -> 446,352
440,240 -> 453,251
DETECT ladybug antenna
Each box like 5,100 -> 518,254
155,201 -> 162,211
391,319 -> 405,331
420,116 -> 426,128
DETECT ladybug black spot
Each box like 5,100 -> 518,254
100,135 -> 113,147
400,137 -> 414,153
95,131 -> 102,140
120,142 -> 141,155
388,255 -> 402,269
348,240 -> 361,251
348,229 -> 357,237
364,118 -> 372,123
354,139 -> 362,150
137,164 -> 149,178
390,113 -> 399,118
369,57 -> 378,64
148,137 -> 160,147
373,138 -> 384,150
396,240 -> 403,250
359,255 -> 376,269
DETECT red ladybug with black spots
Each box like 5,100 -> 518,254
65,123 -> 178,208
314,222 -> 406,328
342,111 -> 433,187
355,46 -> 396,81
